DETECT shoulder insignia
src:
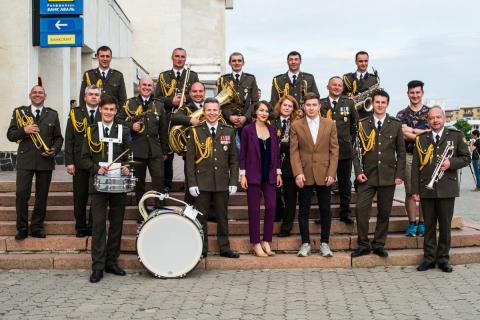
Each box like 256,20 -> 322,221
46,107 -> 58,113
446,126 -> 460,132
243,72 -> 255,77
273,73 -> 284,79
301,72 -> 314,77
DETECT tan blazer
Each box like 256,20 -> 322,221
289,116 -> 339,186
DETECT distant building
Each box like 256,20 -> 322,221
445,106 -> 480,122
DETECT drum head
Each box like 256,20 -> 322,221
137,212 -> 203,278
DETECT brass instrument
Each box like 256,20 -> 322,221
15,109 -> 50,153
168,81 -> 238,155
123,101 -> 158,134
299,80 -> 308,105
425,142 -> 455,190
174,64 -> 191,113
353,82 -> 380,113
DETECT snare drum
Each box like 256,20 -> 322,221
94,175 -> 137,193
136,207 -> 204,278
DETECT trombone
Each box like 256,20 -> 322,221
173,64 -> 191,114
15,109 -> 50,153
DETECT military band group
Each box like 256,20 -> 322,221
6,45 -> 471,283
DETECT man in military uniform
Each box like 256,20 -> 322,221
80,95 -> 131,283
270,51 -> 319,108
412,106 -> 470,273
351,90 -> 406,258
396,80 -> 431,237
320,76 -> 359,224
118,76 -> 168,210
79,46 -> 127,108
217,52 -> 258,128
6,85 -> 64,240
154,47 -> 200,192
185,98 -> 239,258
342,51 -> 379,119
65,85 -> 102,237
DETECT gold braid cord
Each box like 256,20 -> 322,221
160,74 -> 177,97
123,101 -> 145,133
96,79 -> 103,89
416,136 -> 434,170
192,128 -> 212,165
85,72 -> 91,86
86,126 -> 104,154
15,109 -> 50,152
326,109 -> 333,120
358,122 -> 376,155
69,109 -> 88,133
273,78 -> 289,99
343,75 -> 357,97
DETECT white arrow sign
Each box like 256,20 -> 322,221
55,20 -> 68,30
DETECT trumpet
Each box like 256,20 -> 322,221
15,109 -> 50,153
425,142 -> 455,190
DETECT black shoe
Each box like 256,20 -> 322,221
15,230 -> 28,241
417,261 -> 436,271
314,219 -> 321,225
340,216 -> 354,224
105,264 -> 126,276
76,230 -> 88,238
31,230 -> 46,238
438,262 -> 453,273
219,250 -> 240,258
351,247 -> 371,257
86,229 -> 92,236
373,247 -> 389,257
278,231 -> 291,237
89,270 -> 104,283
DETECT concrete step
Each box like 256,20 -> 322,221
1,246 -> 480,270
1,227 -> 477,254
0,216 -> 465,237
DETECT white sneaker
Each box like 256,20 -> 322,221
320,242 -> 333,257
297,243 -> 311,257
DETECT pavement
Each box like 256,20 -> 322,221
1,265 -> 480,320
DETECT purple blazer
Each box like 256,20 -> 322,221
240,122 -> 281,185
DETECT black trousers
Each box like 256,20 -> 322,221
164,153 -> 174,190
91,192 -> 126,270
356,184 -> 395,249
276,176 -> 298,234
72,169 -> 92,232
337,158 -> 352,216
16,169 -> 52,232
134,156 -> 164,206
421,198 -> 455,264
194,191 -> 231,255
298,184 -> 331,244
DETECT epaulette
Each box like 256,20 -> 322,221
243,72 -> 255,77
220,123 -> 234,129
273,73 -> 285,79
301,72 -> 314,77
88,123 -> 98,128
45,107 -> 58,113
388,116 -> 401,123
446,126 -> 460,132
359,116 -> 370,122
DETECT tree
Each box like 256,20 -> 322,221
453,119 -> 472,139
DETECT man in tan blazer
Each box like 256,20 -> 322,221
290,92 -> 339,257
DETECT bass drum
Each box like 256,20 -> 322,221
136,207 -> 203,278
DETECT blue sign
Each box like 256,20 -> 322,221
39,17 -> 83,47
39,0 -> 83,16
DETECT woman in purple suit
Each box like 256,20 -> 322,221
240,101 -> 282,257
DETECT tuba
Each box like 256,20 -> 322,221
168,81 -> 239,155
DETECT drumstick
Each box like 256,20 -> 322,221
107,164 -> 130,172
107,148 -> 130,169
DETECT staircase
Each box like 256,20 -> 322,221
0,180 -> 479,272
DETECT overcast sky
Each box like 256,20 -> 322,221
225,0 -> 480,113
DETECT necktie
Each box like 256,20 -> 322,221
332,100 -> 337,108
435,134 -> 440,144
198,103 -> 203,109
377,120 -> 382,131
211,126 -> 216,139
35,109 -> 40,121
292,75 -> 297,85
143,99 -> 149,109
89,110 -> 95,124
281,119 -> 287,134
359,74 -> 364,81
235,74 -> 240,85
104,127 -> 109,137
101,71 -> 106,80
176,71 -> 181,81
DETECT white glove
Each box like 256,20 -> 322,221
229,185 -> 237,195
189,186 -> 200,197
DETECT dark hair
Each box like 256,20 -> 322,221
287,51 -> 302,60
328,76 -> 343,83
252,100 -> 272,118
355,51 -> 369,60
229,52 -> 244,63
472,129 -> 480,137
204,97 -> 219,107
172,47 -> 186,55
96,46 -> 112,56
303,92 -> 320,103
372,89 -> 390,103
70,99 -> 76,105
99,95 -> 118,108
407,80 -> 424,91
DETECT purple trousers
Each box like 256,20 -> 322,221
247,182 -> 276,244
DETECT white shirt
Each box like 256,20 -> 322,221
288,71 -> 300,83
86,105 -> 98,118
194,101 -> 203,109
373,115 -> 386,129
232,72 -> 243,80
141,95 -> 151,105
432,128 -> 445,142
329,97 -> 339,106
306,116 -> 320,144
102,122 -> 113,133
173,68 -> 184,77
98,68 -> 110,78
31,105 -> 44,117
357,71 -> 366,80
207,122 -> 218,135
280,116 -> 289,123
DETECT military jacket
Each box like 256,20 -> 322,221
271,117 -> 294,178
7,106 -> 64,171
80,122 -> 130,194
320,97 -> 359,160
117,96 -> 168,159
79,68 -> 127,107
154,69 -> 200,113
185,122 -> 239,192
217,72 -> 259,122
170,101 -> 202,127
353,114 -> 406,186
342,72 -> 378,97
64,106 -> 102,168
411,128 -> 470,198
270,72 -> 318,107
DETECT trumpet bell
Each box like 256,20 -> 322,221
355,97 -> 373,113
216,81 -> 240,107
